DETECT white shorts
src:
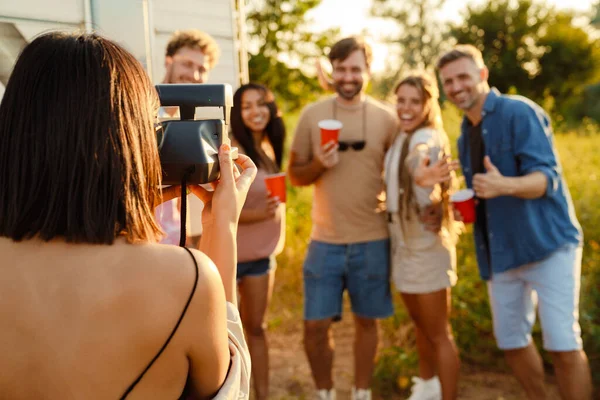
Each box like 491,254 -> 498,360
487,244 -> 583,351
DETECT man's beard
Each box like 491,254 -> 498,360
452,93 -> 476,111
334,81 -> 363,101
163,66 -> 187,84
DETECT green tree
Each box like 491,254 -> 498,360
534,13 -> 600,119
369,0 -> 450,100
591,0 -> 600,27
451,0 -> 600,121
450,0 -> 548,96
245,0 -> 338,111
371,0 -> 449,71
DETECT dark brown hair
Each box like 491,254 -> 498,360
328,36 -> 372,70
165,29 -> 220,69
0,31 -> 163,244
436,44 -> 485,70
231,83 -> 286,170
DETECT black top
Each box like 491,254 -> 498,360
120,247 -> 199,399
469,123 -> 490,262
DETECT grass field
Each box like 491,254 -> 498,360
268,104 -> 600,396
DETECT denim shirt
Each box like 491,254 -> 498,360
458,88 -> 582,280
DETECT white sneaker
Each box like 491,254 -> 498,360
406,376 -> 441,400
352,387 -> 372,400
315,388 -> 336,400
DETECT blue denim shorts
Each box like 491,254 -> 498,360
303,239 -> 393,321
237,256 -> 275,280
487,244 -> 583,351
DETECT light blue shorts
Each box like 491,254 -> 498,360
303,239 -> 394,321
487,244 -> 583,351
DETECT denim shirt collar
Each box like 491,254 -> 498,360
482,87 -> 501,114
460,87 -> 501,133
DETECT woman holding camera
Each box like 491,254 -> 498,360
0,32 -> 253,399
230,83 -> 286,400
384,71 -> 461,400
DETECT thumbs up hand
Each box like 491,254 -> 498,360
483,156 -> 500,174
473,156 -> 506,199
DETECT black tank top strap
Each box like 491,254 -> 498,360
119,247 -> 200,399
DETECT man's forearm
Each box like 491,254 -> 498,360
288,155 -> 326,186
502,171 -> 547,199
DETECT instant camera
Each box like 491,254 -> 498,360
155,83 -> 233,185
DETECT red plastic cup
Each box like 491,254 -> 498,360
450,189 -> 476,224
264,172 -> 287,203
318,119 -> 343,146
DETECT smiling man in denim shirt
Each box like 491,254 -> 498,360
436,44 -> 591,400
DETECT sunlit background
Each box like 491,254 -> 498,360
0,0 -> 599,396
308,0 -> 596,72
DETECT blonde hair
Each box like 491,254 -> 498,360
395,71 -> 460,241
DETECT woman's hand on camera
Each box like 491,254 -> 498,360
188,144 -> 255,306
188,143 -> 257,225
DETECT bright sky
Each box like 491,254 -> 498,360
307,0 -> 596,72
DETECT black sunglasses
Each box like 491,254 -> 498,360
332,101 -> 367,152
338,141 -> 366,151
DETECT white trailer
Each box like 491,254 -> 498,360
0,0 -> 249,237
0,0 -> 249,90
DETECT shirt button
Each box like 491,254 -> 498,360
483,129 -> 488,135
489,232 -> 494,239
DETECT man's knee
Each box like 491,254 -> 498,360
424,329 -> 453,348
244,319 -> 266,338
503,345 -> 531,358
304,319 -> 332,343
354,315 -> 377,334
548,349 -> 586,368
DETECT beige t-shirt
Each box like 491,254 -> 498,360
291,96 -> 398,244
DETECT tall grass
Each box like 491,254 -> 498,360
271,103 -> 600,395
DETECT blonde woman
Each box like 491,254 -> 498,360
384,71 -> 461,400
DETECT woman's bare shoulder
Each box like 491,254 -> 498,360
131,244 -> 230,387
122,243 -> 221,296
112,244 -> 226,348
